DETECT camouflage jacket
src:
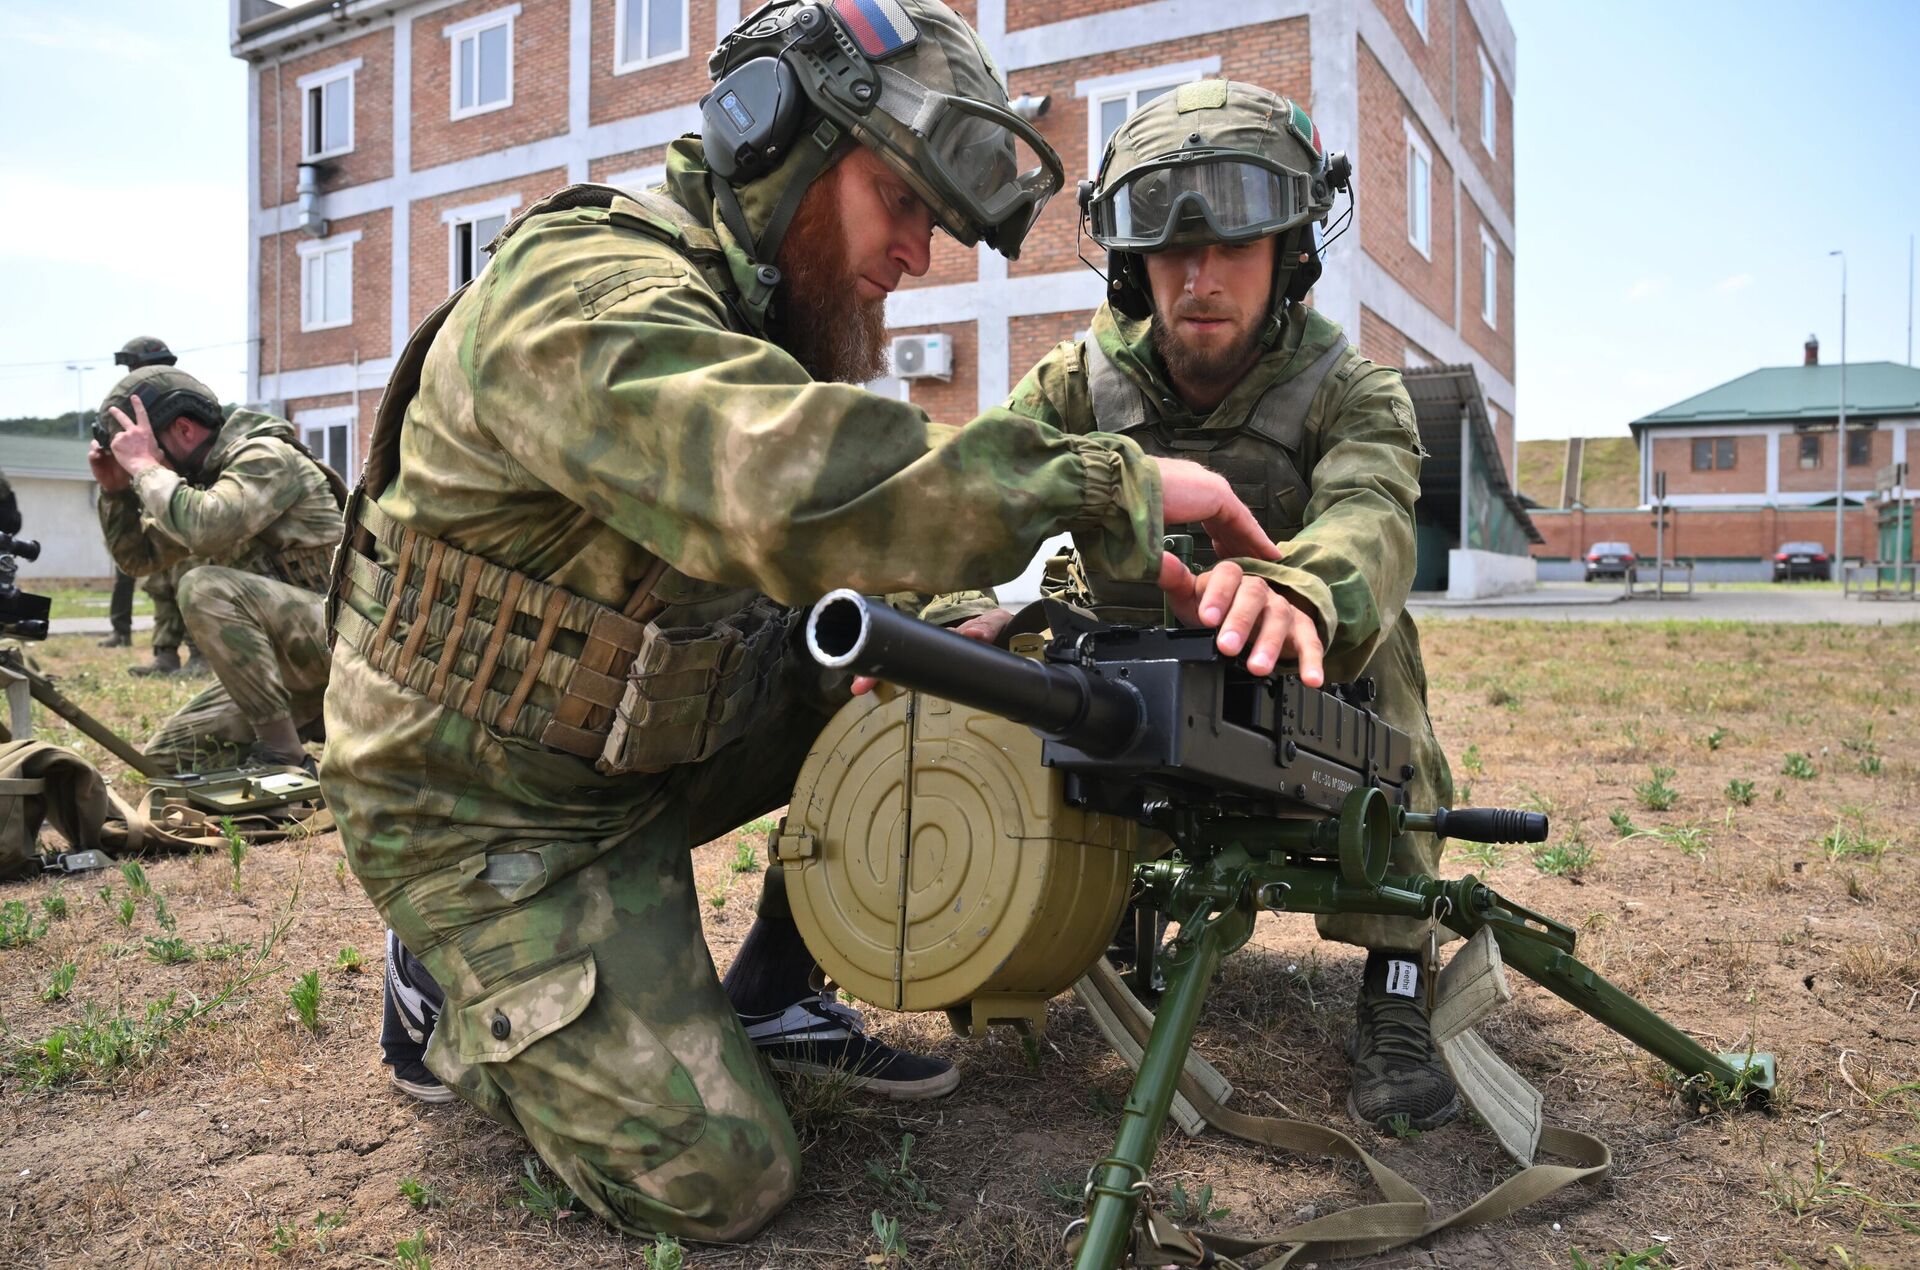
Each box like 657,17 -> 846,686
1004,302 -> 1423,683
99,408 -> 345,590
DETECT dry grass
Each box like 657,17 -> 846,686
2,619 -> 1917,1268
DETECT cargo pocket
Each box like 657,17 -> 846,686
446,948 -> 597,1064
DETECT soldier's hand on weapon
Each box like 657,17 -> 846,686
1154,457 -> 1282,563
88,441 -> 133,493
106,395 -> 165,477
852,606 -> 1017,696
1159,557 -> 1327,685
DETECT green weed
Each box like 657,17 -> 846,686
729,838 -> 760,875
398,1177 -> 439,1211
394,1230 -> 431,1270
152,892 -> 176,933
145,936 -> 195,965
1820,821 -> 1889,863
1166,1179 -> 1230,1225
515,1155 -> 577,1227
114,896 -> 137,929
643,1235 -> 686,1270
41,889 -> 68,921
287,971 -> 322,1033
119,859 -> 151,898
267,1219 -> 296,1254
1634,765 -> 1679,811
1532,829 -> 1595,880
1656,824 -> 1711,859
1460,743 -> 1484,775
1517,786 -> 1555,816
870,1210 -> 907,1261
1782,752 -> 1817,780
1454,780 -> 1472,804
1570,1247 -> 1671,1269
224,819 -> 247,890
40,961 -> 77,1003
865,1132 -> 940,1212
0,899 -> 48,948
1454,840 -> 1504,871
1705,726 -> 1729,751
1726,778 -> 1756,806
334,945 -> 364,973
1608,808 -> 1641,836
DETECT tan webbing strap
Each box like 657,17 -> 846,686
395,538 -> 450,674
429,554 -> 487,700
624,555 -> 674,621
498,586 -> 569,734
1077,960 -> 1610,1268
464,571 -> 527,718
369,525 -> 419,652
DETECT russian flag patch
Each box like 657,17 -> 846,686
832,0 -> 920,59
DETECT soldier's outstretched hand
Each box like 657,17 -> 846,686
1153,457 -> 1281,563
1158,556 -> 1326,685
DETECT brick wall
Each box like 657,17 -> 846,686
1007,0 -> 1110,31
1359,304 -> 1432,369
1006,20 -> 1310,281
1357,41 -> 1453,323
590,144 -> 669,185
901,232 -> 979,291
1459,195 -> 1512,380
589,0 -> 712,126
260,208 -> 392,373
409,167 -> 567,326
1531,506 -> 1884,562
1452,1 -> 1513,214
1778,426 -> 1896,494
413,0 -> 569,172
1370,0 -> 1452,109
261,30 -> 395,209
899,321 -> 978,423
1655,433 -> 1770,497
1009,311 -> 1090,392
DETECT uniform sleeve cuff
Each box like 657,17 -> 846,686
1238,559 -> 1337,647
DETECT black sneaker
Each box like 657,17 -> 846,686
744,993 -> 959,1100
389,1058 -> 455,1104
1346,950 -> 1460,1133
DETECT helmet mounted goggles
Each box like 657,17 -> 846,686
1086,149 -> 1317,252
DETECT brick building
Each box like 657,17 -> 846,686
231,0 -> 1517,485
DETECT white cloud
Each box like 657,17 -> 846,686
0,9 -> 174,61
1716,272 -> 1755,294
1625,277 -> 1666,301
0,169 -> 245,285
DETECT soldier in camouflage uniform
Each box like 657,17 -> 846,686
323,0 -> 1285,1243
106,336 -> 203,673
91,367 -> 345,772
935,82 -> 1462,1133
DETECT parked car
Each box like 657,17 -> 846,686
1773,541 -> 1830,582
1584,541 -> 1637,581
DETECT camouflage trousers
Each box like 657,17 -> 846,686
348,657 -> 838,1242
143,566 -> 330,771
144,558 -> 196,652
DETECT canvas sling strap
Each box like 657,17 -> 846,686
327,184 -> 792,775
1069,958 -> 1611,1268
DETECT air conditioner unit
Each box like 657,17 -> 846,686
890,334 -> 952,380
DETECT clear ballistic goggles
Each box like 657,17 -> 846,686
1086,154 -> 1318,251
869,68 -> 1064,256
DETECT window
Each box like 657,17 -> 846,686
1692,438 -> 1735,471
447,6 -> 518,120
1479,227 -> 1498,328
615,0 -> 687,73
299,60 -> 358,161
444,199 -> 518,290
1076,59 -> 1220,173
1799,434 -> 1821,469
1404,121 -> 1432,259
297,231 -> 359,332
1847,428 -> 1873,467
1478,48 -> 1497,155
1405,0 -> 1427,39
297,408 -> 356,478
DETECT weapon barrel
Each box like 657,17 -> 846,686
805,590 -> 1144,757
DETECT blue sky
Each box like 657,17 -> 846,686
0,1 -> 1914,441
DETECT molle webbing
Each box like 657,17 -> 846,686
335,501 -> 649,760
271,543 -> 337,595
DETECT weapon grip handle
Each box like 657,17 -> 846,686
1433,806 -> 1549,843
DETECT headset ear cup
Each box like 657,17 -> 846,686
701,57 -> 806,183
1282,227 -> 1321,305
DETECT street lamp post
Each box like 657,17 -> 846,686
1829,250 -> 1847,583
64,364 -> 88,439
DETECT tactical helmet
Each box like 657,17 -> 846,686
96,367 -> 225,475
114,335 -> 177,369
702,0 -> 1063,263
1081,81 -> 1351,330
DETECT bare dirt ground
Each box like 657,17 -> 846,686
2,619 -> 1915,1269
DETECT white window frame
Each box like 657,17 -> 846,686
1076,57 -> 1222,177
446,5 -> 519,121
1404,120 -> 1432,260
1405,0 -> 1428,40
296,229 -> 360,333
602,163 -> 667,193
294,405 -> 358,478
442,195 -> 522,292
1480,226 -> 1498,329
297,58 -> 360,162
613,0 -> 690,74
1478,47 -> 1497,156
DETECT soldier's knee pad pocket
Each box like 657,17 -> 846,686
444,949 -> 709,1173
